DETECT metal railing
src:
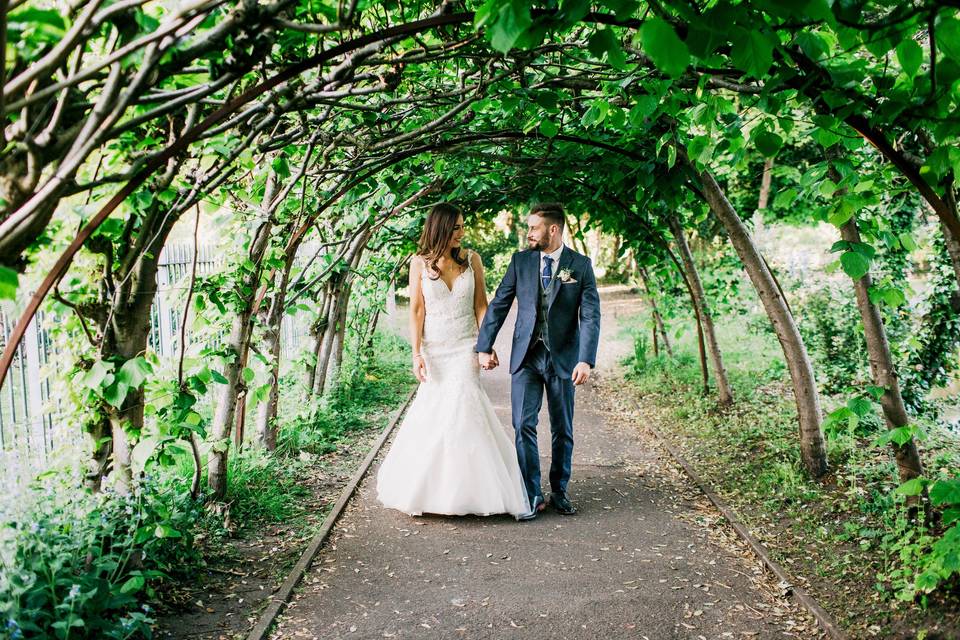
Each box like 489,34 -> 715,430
1,243 -> 315,489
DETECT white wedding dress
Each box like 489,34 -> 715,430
376,253 -> 530,518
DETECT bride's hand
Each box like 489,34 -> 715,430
412,354 -> 427,382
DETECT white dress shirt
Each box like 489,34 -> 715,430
539,244 -> 564,285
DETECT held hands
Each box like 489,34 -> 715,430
479,350 -> 499,370
572,362 -> 592,385
412,354 -> 427,382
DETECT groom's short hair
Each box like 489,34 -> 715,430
530,202 -> 565,230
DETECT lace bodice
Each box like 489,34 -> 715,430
418,252 -> 481,386
421,252 -> 477,346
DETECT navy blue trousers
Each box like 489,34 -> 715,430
510,340 -> 575,503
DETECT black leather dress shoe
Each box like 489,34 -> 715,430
550,492 -> 577,515
517,495 -> 546,521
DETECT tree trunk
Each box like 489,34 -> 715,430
667,214 -> 733,405
101,310 -> 154,494
839,213 -> 924,485
313,273 -> 344,397
97,212 -> 180,493
85,417 -> 111,492
695,166 -> 829,479
652,318 -> 659,357
325,243 -> 367,395
253,251 -> 295,451
324,281 -> 351,394
315,228 -> 369,396
757,157 -> 774,211
306,284 -> 332,394
207,312 -> 254,500
363,308 -> 382,357
208,176 -> 276,500
665,248 -> 709,393
639,267 -> 673,357
86,133 -> 191,492
940,182 -> 960,290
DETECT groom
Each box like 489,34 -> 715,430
476,202 -> 601,521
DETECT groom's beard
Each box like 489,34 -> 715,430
528,237 -> 549,251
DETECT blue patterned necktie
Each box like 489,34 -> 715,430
541,255 -> 553,289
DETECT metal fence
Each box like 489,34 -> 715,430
0,243 -> 314,490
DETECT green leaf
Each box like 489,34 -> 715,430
931,479 -> 960,507
915,569 -> 941,593
937,18 -> 960,63
488,0 -> 532,53
560,0 -> 591,22
131,437 -> 160,476
134,9 -> 160,32
104,381 -> 130,408
640,18 -> 689,78
0,266 -> 18,300
581,100 -> 608,127
896,38 -> 923,78
599,0 -> 639,21
534,90 -> 559,111
116,357 -> 153,391
753,130 -> 783,157
865,385 -> 886,401
80,360 -> 112,390
887,425 -> 917,446
881,287 -> 906,307
898,232 -> 918,252
944,507 -> 960,525
588,28 -> 628,70
154,524 -> 182,538
795,31 -> 828,61
840,251 -> 870,279
7,7 -> 66,46
242,367 -> 255,383
731,30 -> 774,78
271,156 -> 291,179
773,188 -> 798,209
896,477 -> 927,496
210,370 -> 229,384
847,396 -> 872,417
539,119 -> 558,138
629,95 -> 659,123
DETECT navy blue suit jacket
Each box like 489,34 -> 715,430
476,246 -> 601,380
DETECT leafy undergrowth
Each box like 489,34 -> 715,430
153,332 -> 415,639
620,324 -> 960,640
1,332 -> 414,640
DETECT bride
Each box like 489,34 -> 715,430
376,203 -> 531,519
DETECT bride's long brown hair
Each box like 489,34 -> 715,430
417,203 -> 467,279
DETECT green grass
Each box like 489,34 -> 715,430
621,313 -> 960,636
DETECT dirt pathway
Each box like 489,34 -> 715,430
269,286 -> 822,639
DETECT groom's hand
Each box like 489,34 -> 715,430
479,351 -> 498,370
572,362 -> 592,385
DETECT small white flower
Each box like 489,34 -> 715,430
557,268 -> 575,283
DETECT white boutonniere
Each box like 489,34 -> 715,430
557,268 -> 576,283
